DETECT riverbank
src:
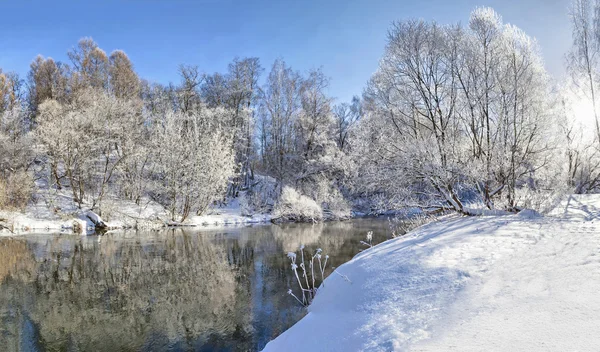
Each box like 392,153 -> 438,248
1,181 -> 416,235
0,185 -> 276,235
263,194 -> 600,351
0,199 -> 273,236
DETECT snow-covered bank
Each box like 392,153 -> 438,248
187,197 -> 272,229
263,195 -> 600,351
0,188 -> 273,236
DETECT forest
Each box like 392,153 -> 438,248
1,3 -> 600,227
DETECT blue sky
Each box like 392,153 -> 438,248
0,0 -> 571,103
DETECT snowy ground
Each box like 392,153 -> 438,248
0,179 -> 271,235
263,195 -> 600,351
188,197 -> 271,229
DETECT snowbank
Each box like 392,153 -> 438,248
264,196 -> 600,351
1,180 -> 273,234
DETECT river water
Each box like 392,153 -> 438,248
0,218 -> 392,351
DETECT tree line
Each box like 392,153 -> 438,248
0,37 -> 360,221
1,3 -> 600,220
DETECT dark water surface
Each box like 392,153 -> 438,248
0,218 -> 391,352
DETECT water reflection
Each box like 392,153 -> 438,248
0,219 -> 390,351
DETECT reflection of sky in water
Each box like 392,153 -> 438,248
0,218 -> 391,351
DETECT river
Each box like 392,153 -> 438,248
0,218 -> 392,351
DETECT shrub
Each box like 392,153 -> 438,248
0,171 -> 33,211
272,186 -> 323,223
321,187 -> 352,220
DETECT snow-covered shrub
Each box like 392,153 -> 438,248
0,107 -> 34,211
321,187 -> 352,220
6,172 -> 33,210
517,208 -> 543,219
369,193 -> 398,215
303,177 -> 352,220
514,187 -> 567,215
272,186 -> 323,223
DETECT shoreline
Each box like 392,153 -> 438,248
0,209 -> 400,236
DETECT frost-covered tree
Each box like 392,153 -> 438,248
333,96 -> 361,152
362,20 -> 468,213
0,70 -> 23,114
258,59 -> 303,186
0,106 -> 35,210
297,69 -> 333,162
177,64 -> 203,115
359,9 -> 557,213
36,90 -> 141,211
567,0 -> 600,143
202,57 -> 263,195
150,108 -> 235,221
492,25 -> 556,208
560,0 -> 600,194
225,57 -> 262,192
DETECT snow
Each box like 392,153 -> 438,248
1,178 -> 272,235
188,196 -> 272,229
263,195 -> 600,351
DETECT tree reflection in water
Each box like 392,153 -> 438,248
0,218 -> 390,351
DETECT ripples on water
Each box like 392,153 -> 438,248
0,218 -> 391,351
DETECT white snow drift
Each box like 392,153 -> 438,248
263,195 -> 600,351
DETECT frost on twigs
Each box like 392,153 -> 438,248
286,245 -> 330,307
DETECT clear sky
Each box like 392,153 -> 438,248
0,0 -> 572,104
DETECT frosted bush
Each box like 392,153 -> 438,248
513,185 -> 568,215
0,171 -> 33,211
320,187 -> 352,220
272,186 -> 323,223
370,193 -> 397,215
299,177 -> 351,220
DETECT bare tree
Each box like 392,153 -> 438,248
258,59 -> 303,187
0,70 -> 23,114
68,37 -> 109,92
177,64 -> 203,115
109,50 -> 140,100
333,96 -> 361,152
27,56 -> 70,116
